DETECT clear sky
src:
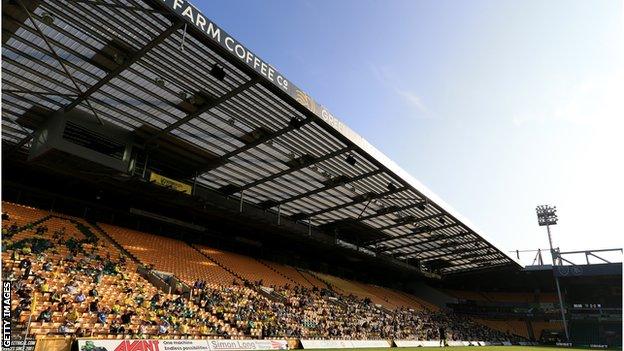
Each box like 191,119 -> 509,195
194,0 -> 624,265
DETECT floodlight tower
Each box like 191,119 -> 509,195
536,205 -> 569,341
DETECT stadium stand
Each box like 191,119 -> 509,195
2,201 -> 523,341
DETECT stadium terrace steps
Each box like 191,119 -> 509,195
320,273 -> 391,306
296,269 -> 330,289
360,283 -> 427,310
89,222 -> 143,266
306,271 -> 342,292
98,223 -> 240,287
254,259 -> 303,287
195,245 -> 293,287
192,245 -> 250,284
255,260 -> 331,290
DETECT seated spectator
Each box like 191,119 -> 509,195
58,322 -> 71,335
110,320 -> 125,335
93,271 -> 103,284
58,296 -> 72,313
158,319 -> 169,335
89,299 -> 99,313
37,307 -> 52,322
66,307 -> 80,323
12,306 -> 23,321
199,324 -> 211,335
97,310 -> 107,324
112,300 -> 122,314
121,310 -> 134,325
88,287 -> 98,297
16,285 -> 31,299
18,257 -> 31,270
40,281 -> 49,293
33,275 -> 44,286
75,291 -> 86,303
64,281 -> 78,294
42,261 -> 52,272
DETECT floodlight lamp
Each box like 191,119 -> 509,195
536,204 -> 558,226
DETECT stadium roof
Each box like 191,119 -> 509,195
1,0 -> 520,274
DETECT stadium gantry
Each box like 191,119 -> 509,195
1,0 -> 520,275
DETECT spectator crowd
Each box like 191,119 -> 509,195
2,214 -> 520,342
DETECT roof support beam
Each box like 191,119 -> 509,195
317,198 -> 429,229
271,169 -> 383,208
372,225 -> 464,251
369,213 -> 448,241
145,76 -> 262,146
407,250 -> 457,262
356,200 -> 428,224
440,261 -> 510,275
365,219 -> 455,246
398,239 -> 483,259
199,118 -> 313,173
365,226 -> 433,247
226,147 -> 351,195
304,186 -> 408,220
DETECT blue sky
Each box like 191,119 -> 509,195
195,0 -> 623,264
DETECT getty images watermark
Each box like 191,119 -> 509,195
2,281 -> 11,350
